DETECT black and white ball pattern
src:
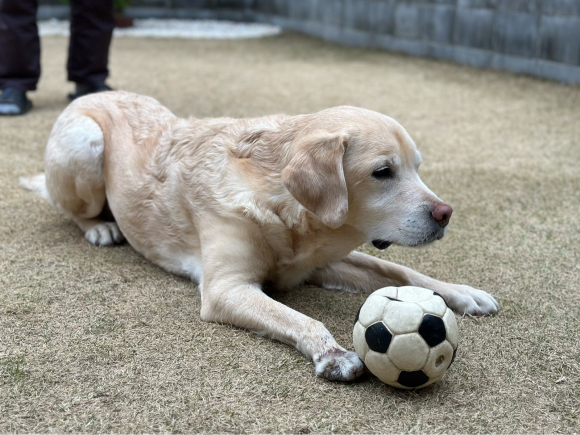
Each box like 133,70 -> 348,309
353,286 -> 458,389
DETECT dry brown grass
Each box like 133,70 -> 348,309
1,32 -> 579,433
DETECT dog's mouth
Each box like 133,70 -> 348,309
372,239 -> 392,250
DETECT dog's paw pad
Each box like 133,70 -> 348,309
314,349 -> 364,382
85,222 -> 125,246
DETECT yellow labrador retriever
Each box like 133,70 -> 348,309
21,91 -> 498,381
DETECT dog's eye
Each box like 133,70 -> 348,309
372,167 -> 393,179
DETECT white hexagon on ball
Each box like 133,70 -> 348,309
422,340 -> 455,379
353,321 -> 370,360
415,295 -> 448,317
371,286 -> 398,299
357,294 -> 390,327
396,286 -> 435,302
443,309 -> 459,348
383,301 -> 423,334
364,351 -> 400,383
387,333 -> 430,371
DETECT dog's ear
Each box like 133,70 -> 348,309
282,131 -> 349,229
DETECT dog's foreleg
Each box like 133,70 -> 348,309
309,251 -> 499,316
198,223 -> 364,381
201,280 -> 363,381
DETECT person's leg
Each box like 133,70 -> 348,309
0,0 -> 40,91
0,0 -> 38,115
67,0 -> 115,99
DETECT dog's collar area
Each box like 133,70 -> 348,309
372,240 -> 392,250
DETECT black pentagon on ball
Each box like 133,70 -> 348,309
418,314 -> 447,347
365,322 -> 392,353
398,370 -> 430,388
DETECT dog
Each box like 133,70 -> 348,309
21,91 -> 498,381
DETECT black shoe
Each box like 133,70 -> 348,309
0,88 -> 32,116
68,82 -> 114,101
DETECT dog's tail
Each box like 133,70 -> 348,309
19,173 -> 54,206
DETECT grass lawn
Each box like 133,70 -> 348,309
1,32 -> 579,433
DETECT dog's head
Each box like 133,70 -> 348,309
282,106 -> 452,248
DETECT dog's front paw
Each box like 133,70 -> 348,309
314,348 -> 364,381
443,285 -> 499,316
85,222 -> 125,246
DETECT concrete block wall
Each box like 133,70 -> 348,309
37,0 -> 580,83
250,0 -> 580,83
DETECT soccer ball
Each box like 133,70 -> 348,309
353,286 -> 458,389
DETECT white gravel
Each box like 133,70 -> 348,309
38,18 -> 281,39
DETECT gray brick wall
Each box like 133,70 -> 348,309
249,0 -> 580,83
38,0 -> 580,83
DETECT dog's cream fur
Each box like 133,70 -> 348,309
21,91 -> 498,381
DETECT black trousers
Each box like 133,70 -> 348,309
0,0 -> 115,91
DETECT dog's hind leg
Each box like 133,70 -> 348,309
72,216 -> 124,246
35,111 -> 124,246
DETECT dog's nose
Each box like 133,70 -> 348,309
431,203 -> 453,227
